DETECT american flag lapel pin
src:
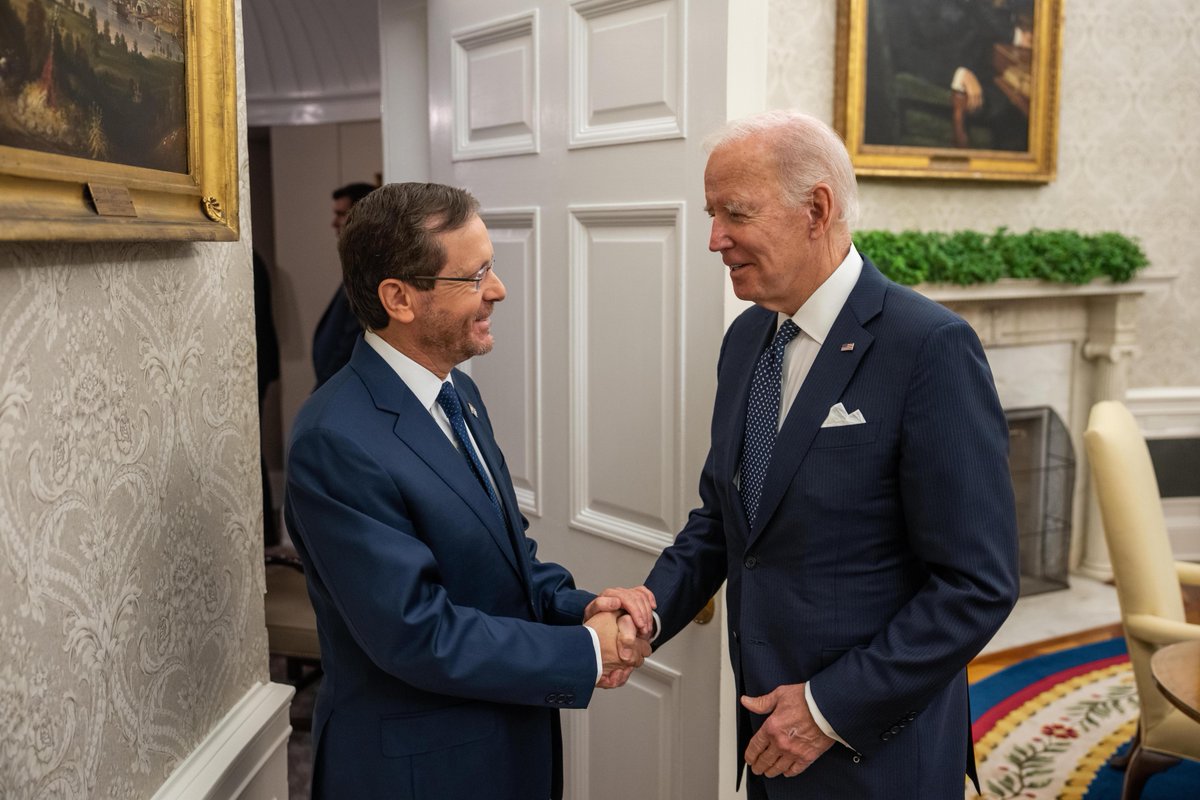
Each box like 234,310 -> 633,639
840,342 -> 855,352
468,402 -> 479,418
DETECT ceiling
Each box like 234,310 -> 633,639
242,0 -> 384,126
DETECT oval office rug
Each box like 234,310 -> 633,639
968,637 -> 1200,799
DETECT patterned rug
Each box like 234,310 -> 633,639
969,638 -> 1200,799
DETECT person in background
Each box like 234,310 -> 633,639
285,182 -> 650,799
312,181 -> 376,389
601,110 -> 1019,799
252,250 -> 280,545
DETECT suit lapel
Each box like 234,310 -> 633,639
350,344 -> 524,580
457,377 -> 536,591
718,309 -> 778,536
748,260 -> 888,546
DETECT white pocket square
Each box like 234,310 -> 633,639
821,402 -> 866,427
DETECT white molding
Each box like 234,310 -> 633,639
916,272 -> 1176,304
247,91 -> 381,127
568,203 -> 685,553
451,10 -> 539,161
1126,387 -> 1200,437
479,207 -> 543,518
152,682 -> 294,800
568,0 -> 687,149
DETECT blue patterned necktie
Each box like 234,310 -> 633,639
739,320 -> 801,528
436,382 -> 504,521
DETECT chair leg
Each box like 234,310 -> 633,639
1120,741 -> 1179,800
1109,723 -> 1139,770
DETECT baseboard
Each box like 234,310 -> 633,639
152,682 -> 295,800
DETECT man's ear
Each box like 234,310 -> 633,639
378,278 -> 417,325
808,183 -> 836,239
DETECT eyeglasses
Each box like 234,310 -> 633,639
408,260 -> 494,293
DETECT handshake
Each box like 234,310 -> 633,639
581,586 -> 657,689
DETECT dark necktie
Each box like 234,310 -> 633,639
739,320 -> 801,528
436,382 -> 504,521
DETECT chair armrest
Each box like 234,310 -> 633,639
1176,560 -> 1200,587
1124,613 -> 1200,646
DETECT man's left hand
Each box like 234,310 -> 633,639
740,684 -> 834,778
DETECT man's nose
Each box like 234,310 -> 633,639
709,219 -> 731,252
484,268 -> 506,302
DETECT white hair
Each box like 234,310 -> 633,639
703,110 -> 859,228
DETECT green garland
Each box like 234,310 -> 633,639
853,228 -> 1149,286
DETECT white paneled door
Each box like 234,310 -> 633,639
427,1 -> 733,797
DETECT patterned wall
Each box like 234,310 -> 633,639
0,2 -> 269,797
767,0 -> 1200,388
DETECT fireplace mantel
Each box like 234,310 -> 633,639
916,272 -> 1175,581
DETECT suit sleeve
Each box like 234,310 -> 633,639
808,319 -> 1019,754
286,426 -> 598,709
643,328 -> 736,644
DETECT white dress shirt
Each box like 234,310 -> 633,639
363,331 -> 603,681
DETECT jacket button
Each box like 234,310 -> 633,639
880,732 -> 891,742
744,556 -> 758,569
566,694 -> 575,703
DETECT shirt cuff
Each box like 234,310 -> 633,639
805,682 -> 851,749
586,625 -> 602,684
650,611 -> 662,643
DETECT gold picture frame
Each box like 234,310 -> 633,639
835,0 -> 1063,183
0,0 -> 239,241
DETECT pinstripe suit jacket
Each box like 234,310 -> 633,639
645,258 -> 1020,798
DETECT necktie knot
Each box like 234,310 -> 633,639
773,319 -> 801,351
437,381 -> 463,420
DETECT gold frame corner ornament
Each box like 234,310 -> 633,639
834,0 -> 1064,184
0,0 -> 240,241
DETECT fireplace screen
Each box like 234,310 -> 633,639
1006,406 -> 1075,596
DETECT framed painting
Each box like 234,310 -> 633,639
0,0 -> 239,241
835,0 -> 1063,183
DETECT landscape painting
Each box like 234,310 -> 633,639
0,0 -> 187,174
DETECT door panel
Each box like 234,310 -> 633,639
428,1 -> 731,797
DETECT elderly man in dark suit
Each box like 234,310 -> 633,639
604,111 -> 1019,799
285,182 -> 649,799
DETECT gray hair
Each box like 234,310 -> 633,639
703,110 -> 859,228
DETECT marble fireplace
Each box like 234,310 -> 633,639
918,274 -> 1172,582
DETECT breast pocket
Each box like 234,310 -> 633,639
810,420 -> 878,449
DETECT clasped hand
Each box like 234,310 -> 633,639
583,585 -> 657,689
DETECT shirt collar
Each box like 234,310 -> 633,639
363,330 -> 452,411
778,244 -> 863,345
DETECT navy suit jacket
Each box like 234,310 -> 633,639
311,286 -> 362,389
284,340 -> 598,799
645,258 -> 1019,799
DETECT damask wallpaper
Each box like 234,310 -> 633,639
767,0 -> 1200,388
0,2 -> 269,798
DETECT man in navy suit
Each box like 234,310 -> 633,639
284,182 -> 649,799
605,111 -> 1019,798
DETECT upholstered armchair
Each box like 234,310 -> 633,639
1084,401 -> 1200,800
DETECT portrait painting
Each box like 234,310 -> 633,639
835,0 -> 1063,182
0,0 -> 238,241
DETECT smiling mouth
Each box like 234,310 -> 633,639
728,263 -> 749,273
